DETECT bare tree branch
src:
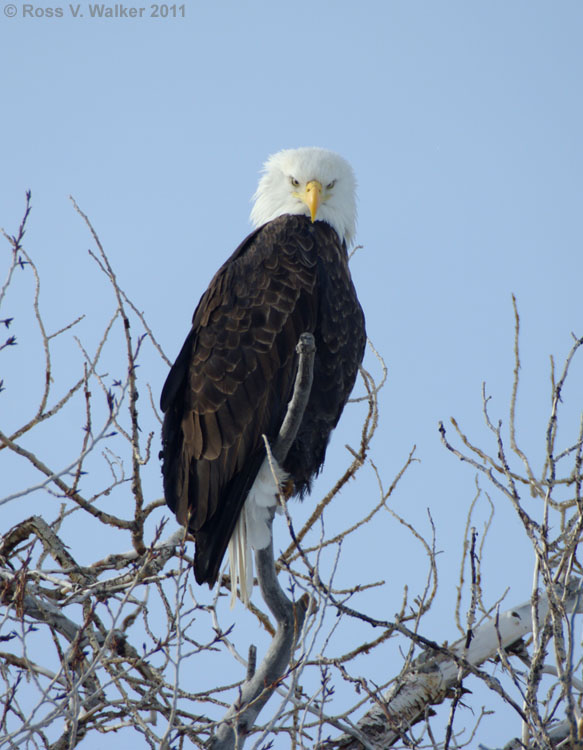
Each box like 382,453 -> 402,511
3,200 -> 583,750
210,334 -> 315,749
321,583 -> 583,749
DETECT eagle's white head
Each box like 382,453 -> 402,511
250,147 -> 357,246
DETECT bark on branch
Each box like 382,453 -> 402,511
321,580 -> 583,749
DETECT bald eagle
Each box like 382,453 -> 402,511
160,147 -> 366,603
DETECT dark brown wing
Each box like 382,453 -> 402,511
160,215 -> 320,585
283,221 -> 366,493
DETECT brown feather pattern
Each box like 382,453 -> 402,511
160,214 -> 365,585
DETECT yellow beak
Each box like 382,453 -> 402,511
302,180 -> 322,222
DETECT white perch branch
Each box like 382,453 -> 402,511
210,333 -> 316,750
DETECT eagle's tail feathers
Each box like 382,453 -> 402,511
227,456 -> 287,607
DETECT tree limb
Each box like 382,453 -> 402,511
320,580 -> 583,749
210,333 -> 315,750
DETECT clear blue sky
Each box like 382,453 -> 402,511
1,2 -> 583,747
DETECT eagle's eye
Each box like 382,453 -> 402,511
326,180 -> 336,190
289,177 -> 300,188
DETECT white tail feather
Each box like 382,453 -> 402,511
226,456 -> 288,607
